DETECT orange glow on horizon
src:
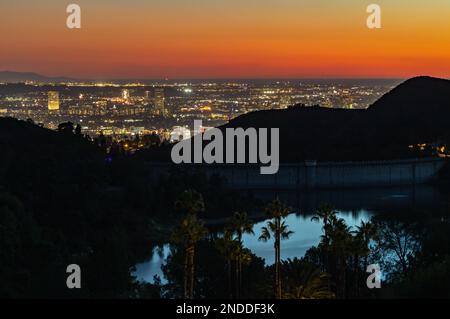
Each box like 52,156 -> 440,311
1,0 -> 450,79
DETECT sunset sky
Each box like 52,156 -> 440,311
1,0 -> 450,79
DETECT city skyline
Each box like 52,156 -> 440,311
0,74 -> 398,147
1,0 -> 450,79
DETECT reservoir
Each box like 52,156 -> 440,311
134,184 -> 448,283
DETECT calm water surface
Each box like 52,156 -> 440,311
134,185 -> 447,283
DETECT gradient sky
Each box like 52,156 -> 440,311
1,0 -> 450,79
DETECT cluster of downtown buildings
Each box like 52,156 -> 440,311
0,79 -> 396,150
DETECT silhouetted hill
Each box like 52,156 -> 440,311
0,117 -> 102,163
142,76 -> 450,162
0,117 -> 159,298
366,76 -> 450,145
220,76 -> 450,161
0,117 -> 108,217
0,71 -> 75,83
0,117 -> 254,297
369,76 -> 450,115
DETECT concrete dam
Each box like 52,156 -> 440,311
149,157 -> 447,190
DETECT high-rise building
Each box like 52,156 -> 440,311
48,91 -> 60,111
144,90 -> 151,101
122,89 -> 130,101
154,88 -> 167,116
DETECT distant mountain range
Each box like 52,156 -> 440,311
0,71 -> 76,83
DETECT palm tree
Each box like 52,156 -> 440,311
172,213 -> 208,299
311,204 -> 336,291
230,211 -> 254,243
259,198 -> 293,299
311,204 -> 336,260
284,273 -> 335,299
230,242 -> 253,298
325,215 -> 352,298
175,189 -> 205,216
281,258 -> 335,299
215,228 -> 237,298
355,220 -> 377,271
172,190 -> 208,299
229,211 -> 254,298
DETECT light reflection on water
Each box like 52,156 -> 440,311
133,209 -> 372,283
133,184 -> 446,283
243,209 -> 372,265
134,245 -> 171,283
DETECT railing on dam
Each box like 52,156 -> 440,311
147,157 -> 447,189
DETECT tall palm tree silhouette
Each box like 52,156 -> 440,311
259,198 -> 293,299
172,190 -> 208,299
230,211 -> 254,298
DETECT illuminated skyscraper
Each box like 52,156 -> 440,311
122,89 -> 130,101
154,88 -> 167,116
48,91 -> 60,111
144,90 -> 151,101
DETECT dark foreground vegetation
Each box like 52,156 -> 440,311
1,75 -> 450,298
0,117 -> 255,297
1,117 -> 449,298
156,191 -> 450,299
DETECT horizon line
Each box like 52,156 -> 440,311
3,71 -> 449,83
0,70 -> 416,82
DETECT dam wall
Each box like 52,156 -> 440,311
148,157 -> 447,190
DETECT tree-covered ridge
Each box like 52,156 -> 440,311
0,117 -> 256,297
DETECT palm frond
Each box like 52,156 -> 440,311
259,226 -> 271,242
